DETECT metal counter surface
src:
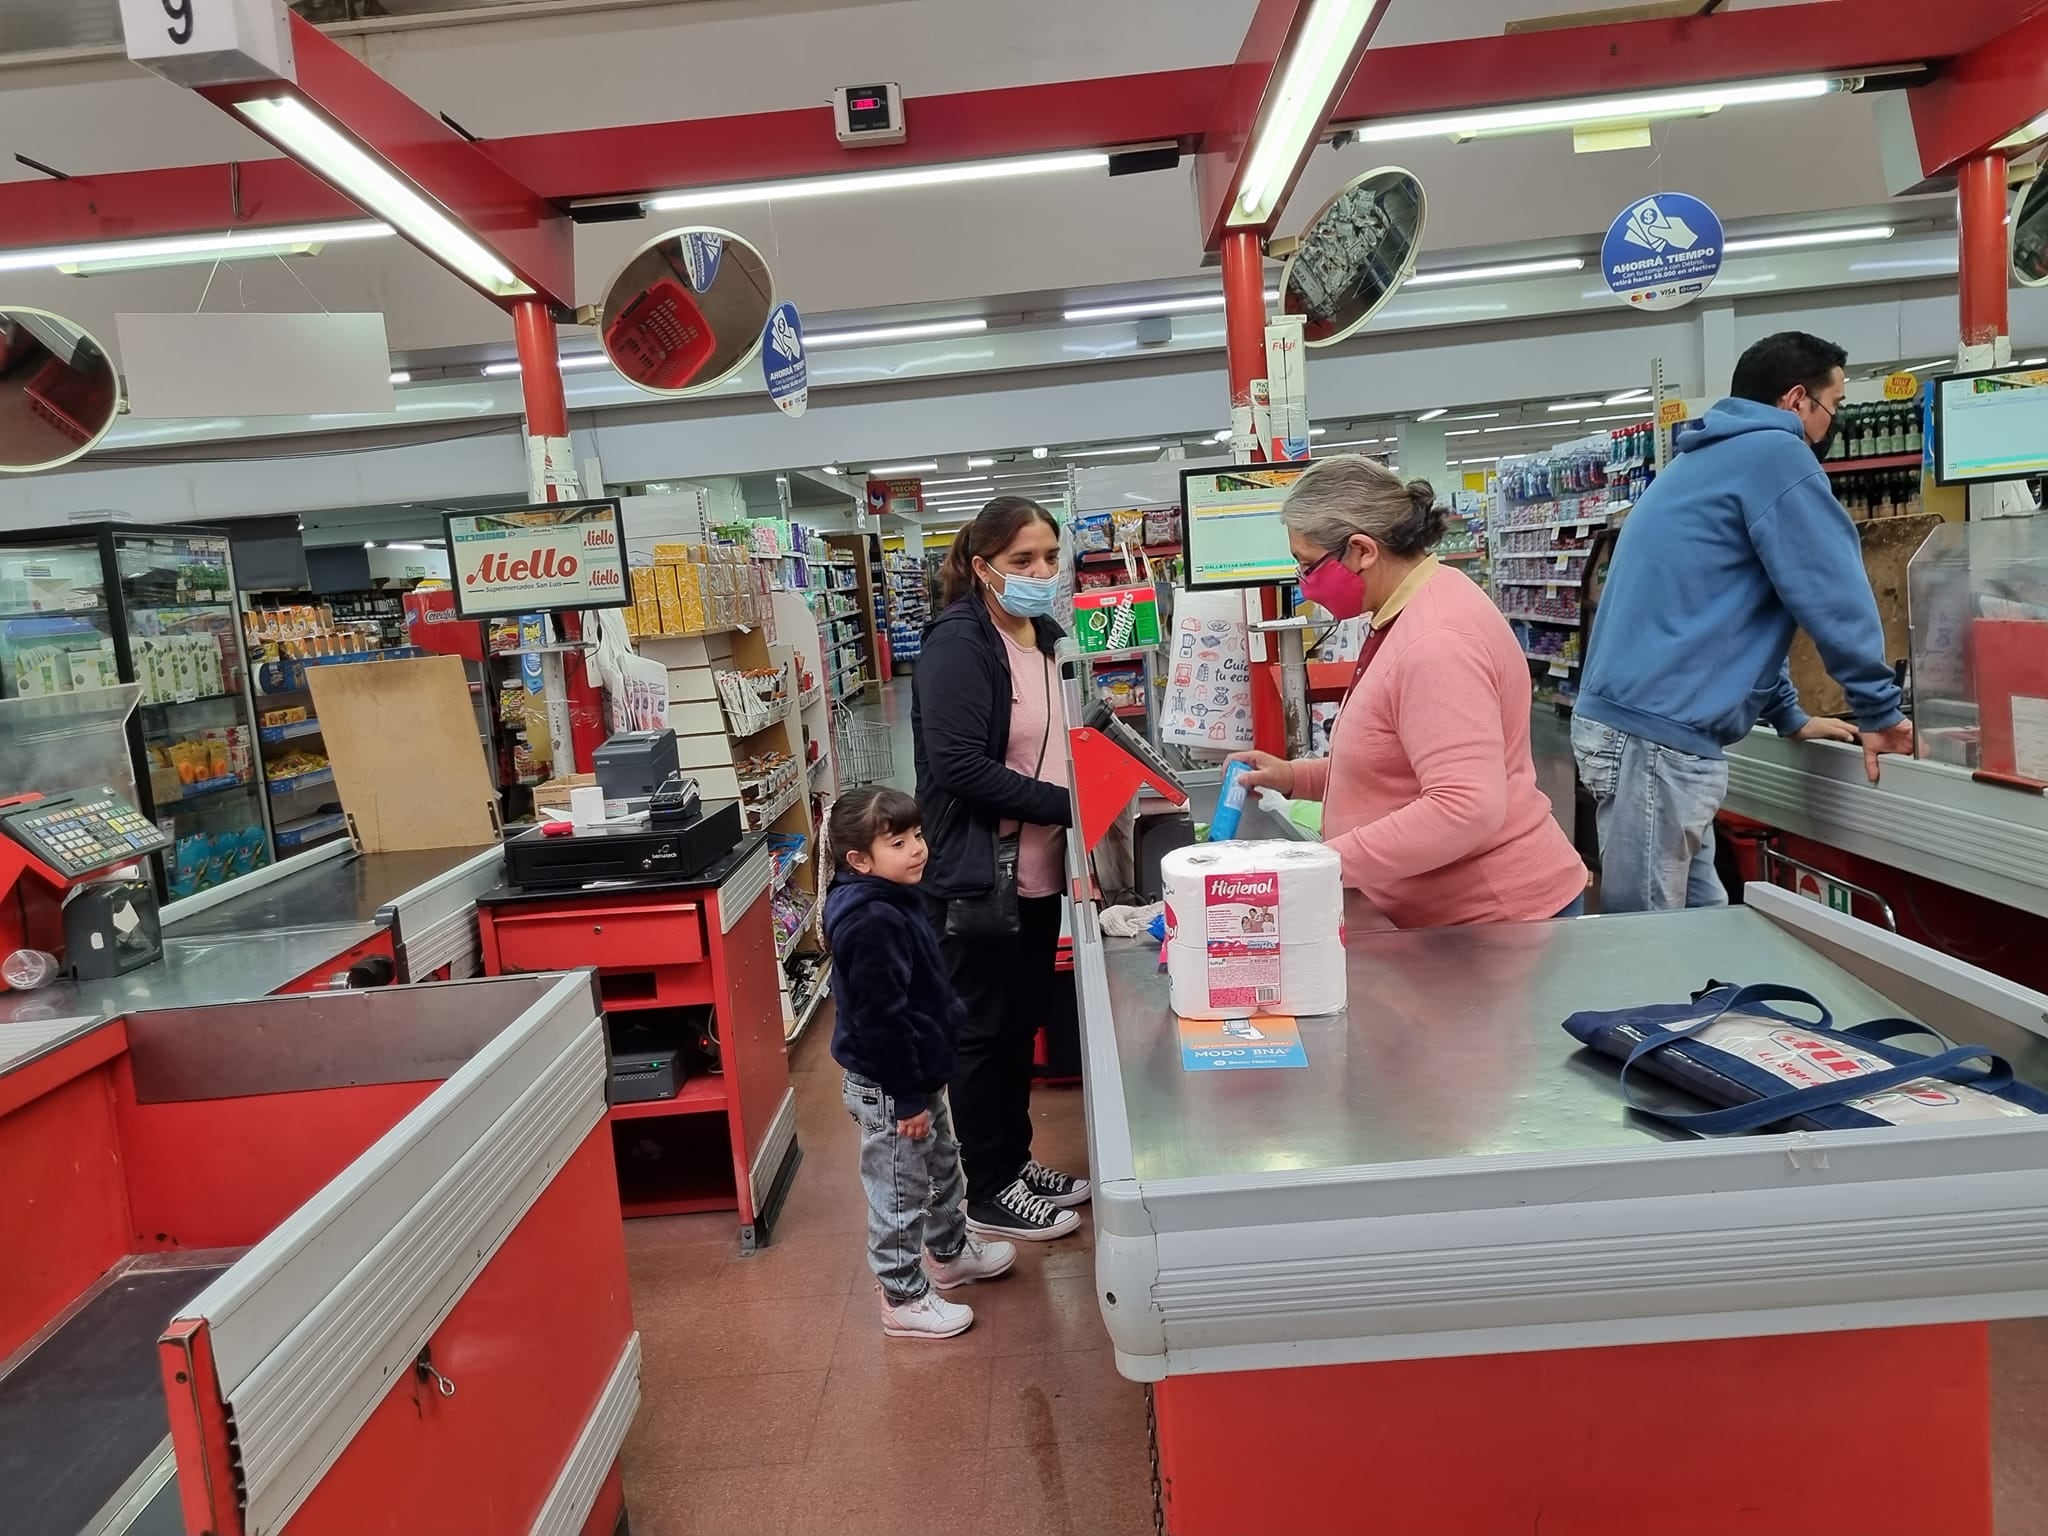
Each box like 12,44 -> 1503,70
1104,905 -> 1920,1183
164,845 -> 499,940
0,922 -> 381,1049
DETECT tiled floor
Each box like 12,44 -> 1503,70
618,680 -> 2048,1535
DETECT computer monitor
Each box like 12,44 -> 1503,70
1934,367 -> 2048,485
1179,463 -> 1313,590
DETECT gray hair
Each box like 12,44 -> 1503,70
1281,455 -> 1446,558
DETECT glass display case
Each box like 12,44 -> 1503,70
1907,516 -> 2048,782
0,526 -> 272,898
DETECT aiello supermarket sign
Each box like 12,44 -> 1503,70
445,499 -> 632,618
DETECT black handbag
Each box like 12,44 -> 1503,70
945,654 -> 1052,940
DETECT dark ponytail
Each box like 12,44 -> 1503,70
939,496 -> 1061,606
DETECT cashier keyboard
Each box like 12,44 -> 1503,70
0,788 -> 170,879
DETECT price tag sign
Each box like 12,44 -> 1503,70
1883,372 -> 1922,401
1554,553 -> 1570,571
1549,660 -> 1573,678
1545,582 -> 1559,599
1657,399 -> 1689,428
119,0 -> 295,86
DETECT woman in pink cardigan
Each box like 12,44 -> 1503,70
1232,456 -> 1588,928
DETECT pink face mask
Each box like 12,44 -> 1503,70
1299,548 -> 1367,620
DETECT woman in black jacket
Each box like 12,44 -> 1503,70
912,496 -> 1085,1242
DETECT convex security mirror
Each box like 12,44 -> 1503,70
599,228 -> 774,395
2013,175 -> 2048,288
1279,167 -> 1426,348
0,308 -> 121,473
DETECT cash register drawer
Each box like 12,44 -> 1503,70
489,900 -> 706,973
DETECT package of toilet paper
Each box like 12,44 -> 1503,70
1160,841 -> 1345,1018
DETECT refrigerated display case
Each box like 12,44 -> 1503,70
0,526 -> 271,900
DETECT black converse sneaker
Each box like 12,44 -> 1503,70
1019,1158 -> 1091,1209
965,1177 -> 1080,1242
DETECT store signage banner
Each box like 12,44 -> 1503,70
1601,193 -> 1723,311
119,0 -> 296,87
762,302 -> 809,418
866,478 -> 924,516
679,233 -> 724,292
117,311 -> 392,418
1160,588 -> 1254,751
444,499 -> 632,618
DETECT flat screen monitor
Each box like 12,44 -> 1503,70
1934,367 -> 2048,485
1180,463 -> 1312,590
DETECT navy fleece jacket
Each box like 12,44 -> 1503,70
822,871 -> 963,1118
1578,397 -> 1905,758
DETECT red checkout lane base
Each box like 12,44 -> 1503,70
165,1124 -> 637,1536
1154,1325 -> 1991,1536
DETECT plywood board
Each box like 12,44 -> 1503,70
1789,514 -> 1940,719
306,655 -> 502,852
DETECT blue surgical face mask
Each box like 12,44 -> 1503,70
989,568 -> 1058,619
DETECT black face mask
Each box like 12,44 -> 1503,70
1806,397 -> 1840,461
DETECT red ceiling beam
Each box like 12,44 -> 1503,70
193,13 -> 573,309
1330,0 -> 2037,123
1906,4 -> 2048,176
0,159 -> 352,254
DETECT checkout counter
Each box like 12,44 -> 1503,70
1057,654 -> 2048,1536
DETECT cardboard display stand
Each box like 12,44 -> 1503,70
307,655 -> 503,851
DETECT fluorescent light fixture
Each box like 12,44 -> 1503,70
820,465 -> 843,476
234,97 -> 531,298
1031,447 -> 1049,459
1061,444 -> 1162,457
1350,76 -> 1836,145
388,370 -> 412,385
1416,408 -> 1448,422
1211,430 -> 1233,443
388,543 -> 429,552
1722,224 -> 1894,254
923,476 -> 996,488
1485,420 -> 1580,433
1235,0 -> 1381,224
1309,427 -> 1327,437
1446,411 -> 1501,422
362,541 -> 376,549
4,219 -> 394,277
1549,399 -> 1603,412
647,151 -> 1108,214
1444,429 -> 1481,438
2022,357 -> 2048,367
967,457 -> 995,469
1318,436 -> 1384,449
1405,256 -> 1585,288
805,318 -> 988,349
1604,389 -> 1652,405
1455,456 -> 1501,466
869,461 -> 940,475
1064,294 -> 1225,322
1902,359 -> 1951,373
1584,411 -> 1654,424
481,354 -> 610,377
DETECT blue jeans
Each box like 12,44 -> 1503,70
1570,717 -> 1729,913
843,1073 -> 969,1302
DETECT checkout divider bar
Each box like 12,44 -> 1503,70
157,838 -> 356,929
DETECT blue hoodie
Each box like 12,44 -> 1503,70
1577,398 -> 1904,759
822,871 -> 962,1118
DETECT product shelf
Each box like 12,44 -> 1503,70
775,898 -> 818,963
274,811 -> 349,850
164,773 -> 258,804
266,766 -> 335,796
1825,453 -> 1922,475
256,717 -> 324,744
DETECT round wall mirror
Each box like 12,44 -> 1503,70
598,228 -> 774,396
1279,167 -> 1427,348
2013,177 -> 2048,288
0,308 -> 120,474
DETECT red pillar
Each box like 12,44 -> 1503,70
1220,230 -> 1269,431
512,297 -> 571,500
1957,152 -> 2010,350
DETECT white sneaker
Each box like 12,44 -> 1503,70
925,1234 -> 1018,1290
879,1288 -> 974,1339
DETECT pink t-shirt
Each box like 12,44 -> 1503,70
998,629 -> 1066,898
1291,565 -> 1586,928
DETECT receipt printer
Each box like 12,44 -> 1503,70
594,729 -> 680,804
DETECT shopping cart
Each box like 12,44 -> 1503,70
833,713 -> 896,788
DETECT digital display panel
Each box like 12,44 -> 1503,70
1935,367 -> 2048,485
1180,464 -> 1312,590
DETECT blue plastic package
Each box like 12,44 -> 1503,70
1209,758 -> 1253,841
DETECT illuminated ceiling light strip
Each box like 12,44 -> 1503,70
966,457 -> 995,469
1722,224 -> 1895,254
1444,429 -> 1481,437
482,354 -> 611,377
0,219 -> 392,275
648,152 -> 1109,213
1416,408 -> 1448,422
1318,437 -> 1386,450
234,97 -> 530,298
1405,257 -> 1585,288
1902,358 -> 1952,373
923,476 -> 996,488
1348,76 -> 1837,144
2021,356 -> 2048,366
1446,411 -> 1501,422
389,370 -> 412,385
1061,444 -> 1163,457
1235,0 -> 1380,224
1583,411 -> 1655,424
1604,389 -> 1652,405
805,318 -> 989,348
1548,399 -> 1603,412
868,461 -> 940,475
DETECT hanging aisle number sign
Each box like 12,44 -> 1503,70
117,0 -> 296,87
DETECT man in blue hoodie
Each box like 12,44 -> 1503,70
1573,331 -> 1913,912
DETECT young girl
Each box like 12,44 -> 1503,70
823,786 -> 1017,1338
